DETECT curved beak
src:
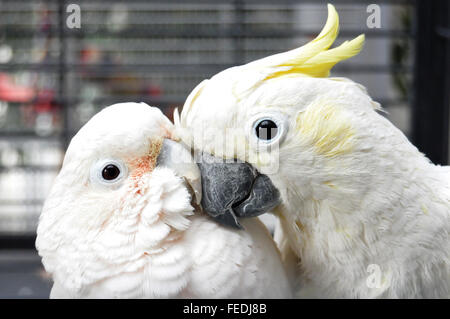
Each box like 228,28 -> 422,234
198,152 -> 281,229
156,139 -> 202,205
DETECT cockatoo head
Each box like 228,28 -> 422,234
176,4 -> 411,229
36,102 -> 201,291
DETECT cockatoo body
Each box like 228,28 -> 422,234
36,102 -> 292,298
176,5 -> 450,298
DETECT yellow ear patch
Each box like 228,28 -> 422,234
296,102 -> 354,158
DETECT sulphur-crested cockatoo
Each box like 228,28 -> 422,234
175,4 -> 449,298
35,102 -> 292,299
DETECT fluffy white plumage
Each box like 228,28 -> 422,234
177,5 -> 450,298
36,102 -> 292,298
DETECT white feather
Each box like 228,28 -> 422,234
36,102 -> 292,299
177,64 -> 450,298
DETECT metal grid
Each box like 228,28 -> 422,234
0,0 -> 422,240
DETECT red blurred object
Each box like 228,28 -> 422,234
0,71 -> 60,136
146,84 -> 162,97
0,73 -> 35,102
80,46 -> 102,65
33,89 -> 55,113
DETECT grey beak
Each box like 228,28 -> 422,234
198,152 -> 281,229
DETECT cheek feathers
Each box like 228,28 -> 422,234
128,138 -> 163,181
296,102 -> 355,158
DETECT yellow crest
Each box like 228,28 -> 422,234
248,4 -> 365,79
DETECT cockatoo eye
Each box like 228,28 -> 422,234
255,119 -> 278,141
90,159 -> 128,187
102,164 -> 121,181
249,113 -> 288,148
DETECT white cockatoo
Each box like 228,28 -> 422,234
35,102 -> 292,298
175,4 -> 450,298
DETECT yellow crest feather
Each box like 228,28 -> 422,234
257,4 -> 364,80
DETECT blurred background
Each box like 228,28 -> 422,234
0,0 -> 448,298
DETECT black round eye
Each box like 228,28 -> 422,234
255,119 -> 278,140
102,164 -> 121,181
